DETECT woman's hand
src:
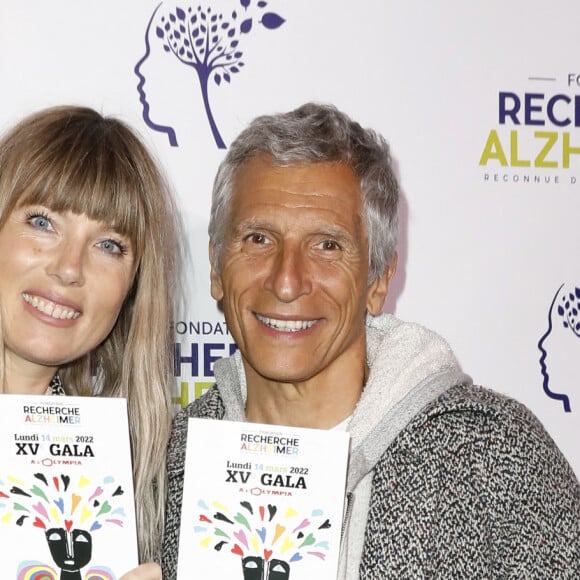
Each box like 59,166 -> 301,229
119,562 -> 162,580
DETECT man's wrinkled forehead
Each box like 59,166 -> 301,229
231,153 -> 361,199
227,155 -> 366,242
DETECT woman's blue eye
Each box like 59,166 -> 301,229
28,214 -> 52,229
99,239 -> 126,255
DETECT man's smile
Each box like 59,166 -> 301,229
255,313 -> 318,332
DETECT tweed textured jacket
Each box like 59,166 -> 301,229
162,314 -> 580,578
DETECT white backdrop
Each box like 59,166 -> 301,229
1,0 -> 578,477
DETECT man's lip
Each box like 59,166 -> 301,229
254,313 -> 320,332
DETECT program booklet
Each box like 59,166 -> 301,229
177,418 -> 350,580
0,394 -> 138,579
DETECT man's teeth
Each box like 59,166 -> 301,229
22,293 -> 81,320
256,314 -> 316,332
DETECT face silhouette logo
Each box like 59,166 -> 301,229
46,527 -> 92,577
135,0 -> 286,149
538,284 -> 579,412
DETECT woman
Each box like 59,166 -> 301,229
0,106 -> 183,578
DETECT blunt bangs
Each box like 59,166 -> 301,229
1,109 -> 148,260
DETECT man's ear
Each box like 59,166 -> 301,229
366,253 -> 398,315
209,243 -> 224,301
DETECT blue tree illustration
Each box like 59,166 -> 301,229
155,1 -> 285,149
557,287 -> 580,338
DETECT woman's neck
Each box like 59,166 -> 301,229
2,359 -> 58,395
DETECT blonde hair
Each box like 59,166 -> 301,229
0,106 -> 183,562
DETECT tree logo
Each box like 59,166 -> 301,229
135,1 -> 286,149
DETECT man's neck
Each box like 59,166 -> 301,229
244,359 -> 367,429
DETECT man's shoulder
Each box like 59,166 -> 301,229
418,383 -> 543,431
175,384 -> 225,423
395,383 -> 578,488
364,383 -> 580,576
167,385 -> 225,474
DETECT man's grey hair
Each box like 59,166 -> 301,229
209,102 -> 399,282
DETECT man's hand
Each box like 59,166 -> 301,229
119,562 -> 162,580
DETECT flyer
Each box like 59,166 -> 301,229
0,394 -> 138,580
177,418 -> 350,579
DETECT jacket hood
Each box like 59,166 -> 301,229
346,313 -> 471,491
212,313 -> 471,491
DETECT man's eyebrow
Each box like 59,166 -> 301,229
314,226 -> 351,238
232,220 -> 355,241
308,225 -> 358,245
232,219 -> 273,233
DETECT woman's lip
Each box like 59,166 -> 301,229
21,292 -> 82,324
22,290 -> 83,313
21,298 -> 81,327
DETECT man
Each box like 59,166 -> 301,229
162,103 -> 580,578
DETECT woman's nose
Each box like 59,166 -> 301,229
45,242 -> 85,286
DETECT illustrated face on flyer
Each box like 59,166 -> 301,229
193,497 -> 334,579
1,471 -> 128,579
46,527 -> 93,572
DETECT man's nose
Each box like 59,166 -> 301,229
264,243 -> 311,302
